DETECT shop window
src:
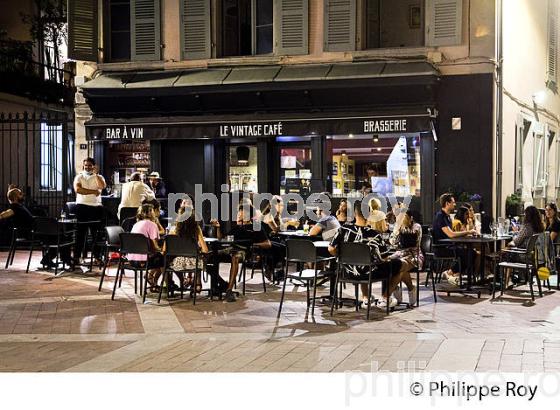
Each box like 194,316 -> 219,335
555,132 -> 560,200
228,145 -> 258,192
547,128 -> 557,200
330,134 -> 421,198
40,123 -> 63,191
279,146 -> 312,195
365,0 -> 424,49
221,0 -> 273,57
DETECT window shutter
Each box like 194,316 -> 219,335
547,0 -> 558,89
68,0 -> 98,62
130,0 -> 161,61
181,0 -> 211,60
426,0 -> 462,47
275,0 -> 309,55
323,0 -> 356,52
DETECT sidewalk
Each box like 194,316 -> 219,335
1,252 -> 559,372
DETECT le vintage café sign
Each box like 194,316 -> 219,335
89,116 -> 427,141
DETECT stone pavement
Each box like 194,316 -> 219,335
1,252 -> 560,372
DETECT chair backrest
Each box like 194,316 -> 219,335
165,235 -> 198,257
119,207 -> 138,222
532,232 -> 555,268
33,217 -> 60,236
338,242 -> 372,266
121,217 -> 136,233
420,234 -> 432,255
119,232 -> 150,255
105,226 -> 124,246
286,239 -> 317,263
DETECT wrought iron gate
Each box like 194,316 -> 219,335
0,111 -> 75,218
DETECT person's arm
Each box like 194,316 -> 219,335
442,226 -> 475,239
93,167 -> 106,190
254,239 -> 272,249
210,219 -> 224,239
512,226 -> 530,248
0,209 -> 14,220
309,223 -> 322,237
73,176 -> 100,196
197,227 -> 209,253
142,184 -> 155,202
551,231 -> 558,242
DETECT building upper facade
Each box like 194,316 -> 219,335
69,0 -> 496,76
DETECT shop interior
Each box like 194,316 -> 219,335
104,140 -> 151,196
328,133 -> 421,198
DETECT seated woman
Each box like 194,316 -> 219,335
211,204 -> 271,302
328,200 -> 405,308
452,206 -> 470,232
367,197 -> 388,232
509,206 -> 544,248
335,199 -> 348,223
262,196 -> 299,234
388,210 -> 421,306
128,204 -> 165,291
545,202 -> 560,242
142,198 -> 166,235
167,205 -> 209,293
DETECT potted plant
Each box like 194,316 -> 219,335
505,193 -> 523,217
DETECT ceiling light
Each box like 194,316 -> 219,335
377,147 -> 381,152
373,135 -> 379,143
349,134 -> 354,138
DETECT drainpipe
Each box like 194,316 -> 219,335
495,0 -> 504,219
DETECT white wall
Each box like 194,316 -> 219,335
502,0 -> 560,211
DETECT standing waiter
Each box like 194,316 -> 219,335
73,157 -> 106,265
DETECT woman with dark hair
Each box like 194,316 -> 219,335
545,203 -> 560,242
509,205 -> 544,248
167,205 -> 209,292
452,206 -> 470,232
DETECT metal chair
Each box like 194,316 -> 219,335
159,235 -> 207,304
240,245 -> 268,295
277,239 -> 335,318
112,233 -> 152,303
4,226 -> 37,269
331,242 -> 392,319
27,217 -> 75,275
420,234 -> 440,303
423,233 -> 462,298
121,216 -> 136,233
494,233 -> 547,301
98,226 -> 124,291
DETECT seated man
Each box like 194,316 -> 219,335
432,193 -> 477,285
211,204 -> 271,302
0,186 -> 72,269
308,195 -> 341,241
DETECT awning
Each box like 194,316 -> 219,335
82,61 -> 438,91
85,110 -> 435,141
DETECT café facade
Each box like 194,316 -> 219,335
81,61 -> 494,222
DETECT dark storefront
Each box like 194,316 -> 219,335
83,61 -> 441,221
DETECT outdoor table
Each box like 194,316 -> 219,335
441,234 -> 512,291
277,230 -> 308,238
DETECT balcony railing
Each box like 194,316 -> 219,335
0,40 -> 75,106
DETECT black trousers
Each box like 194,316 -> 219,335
75,204 -> 104,259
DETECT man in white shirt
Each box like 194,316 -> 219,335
73,157 -> 106,263
118,172 -> 155,219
